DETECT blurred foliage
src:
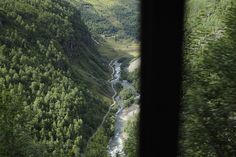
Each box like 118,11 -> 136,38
179,0 -> 236,156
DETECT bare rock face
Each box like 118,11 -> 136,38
128,57 -> 140,73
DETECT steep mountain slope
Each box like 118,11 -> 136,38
0,0 -> 114,156
72,0 -> 140,41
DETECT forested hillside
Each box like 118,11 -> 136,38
0,0 -> 114,156
72,0 -> 140,41
179,0 -> 236,156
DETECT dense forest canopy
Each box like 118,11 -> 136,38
0,0 -> 114,156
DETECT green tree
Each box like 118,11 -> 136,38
84,128 -> 109,157
0,87 -> 40,156
124,116 -> 139,157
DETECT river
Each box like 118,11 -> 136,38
108,59 -> 140,157
82,57 -> 139,157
